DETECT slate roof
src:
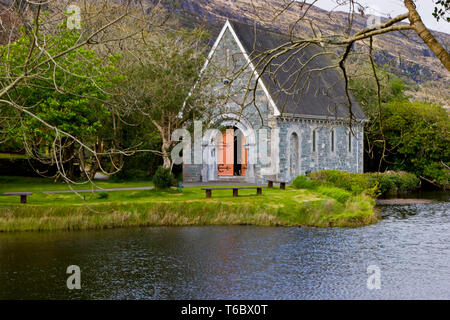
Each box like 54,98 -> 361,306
228,21 -> 366,120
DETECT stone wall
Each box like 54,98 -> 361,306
277,119 -> 364,182
183,164 -> 203,183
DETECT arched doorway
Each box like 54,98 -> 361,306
218,127 -> 248,177
289,132 -> 299,178
202,114 -> 256,183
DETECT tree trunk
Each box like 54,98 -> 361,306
152,119 -> 173,169
88,139 -> 104,180
161,140 -> 172,169
79,147 -> 87,179
109,153 -> 123,174
88,161 -> 99,181
67,142 -> 75,180
404,0 -> 450,71
61,137 -> 75,181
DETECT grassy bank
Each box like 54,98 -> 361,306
0,177 -> 378,232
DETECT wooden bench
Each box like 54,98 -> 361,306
2,192 -> 33,204
201,187 -> 264,198
267,180 -> 287,190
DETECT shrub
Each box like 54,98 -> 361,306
308,170 -> 375,196
366,173 -> 395,195
152,167 -> 175,190
293,175 -> 318,189
97,192 -> 109,199
390,171 -> 420,192
423,163 -> 449,189
366,171 -> 419,195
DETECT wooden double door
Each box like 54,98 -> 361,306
218,127 -> 248,177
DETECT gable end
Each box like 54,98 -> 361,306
200,20 -> 281,117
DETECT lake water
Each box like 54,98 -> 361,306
0,192 -> 449,300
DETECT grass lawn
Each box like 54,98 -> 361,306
0,176 -> 154,193
0,176 -> 378,232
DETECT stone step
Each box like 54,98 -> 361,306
213,177 -> 247,183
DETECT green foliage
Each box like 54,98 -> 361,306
97,192 -> 109,200
0,29 -> 123,181
112,127 -> 162,181
1,30 -> 119,146
375,100 -> 449,188
152,167 -> 175,190
350,65 -> 406,117
375,171 -> 420,192
308,170 -> 374,195
350,64 -> 449,189
304,170 -> 420,197
292,175 -> 318,189
389,76 -> 407,99
423,162 -> 450,188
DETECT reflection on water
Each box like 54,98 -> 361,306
0,192 -> 449,300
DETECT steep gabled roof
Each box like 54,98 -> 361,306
227,20 -> 366,120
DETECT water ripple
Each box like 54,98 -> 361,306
0,193 -> 449,300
